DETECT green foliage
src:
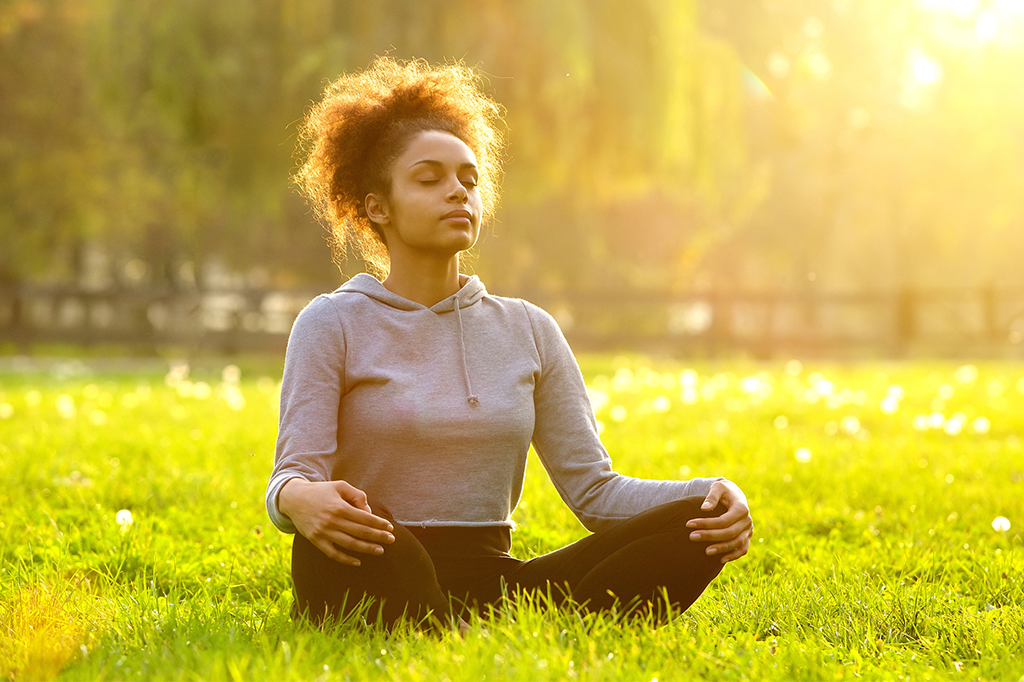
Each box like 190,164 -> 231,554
0,356 -> 1022,680
0,0 -> 749,290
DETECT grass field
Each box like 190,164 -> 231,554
1,355 -> 1022,681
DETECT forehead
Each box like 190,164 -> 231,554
399,130 -> 477,167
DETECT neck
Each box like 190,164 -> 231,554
382,253 -> 463,307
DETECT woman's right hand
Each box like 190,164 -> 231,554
277,478 -> 395,566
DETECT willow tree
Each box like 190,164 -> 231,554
1,0 -> 754,291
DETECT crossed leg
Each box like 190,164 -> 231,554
290,496 -> 726,628
443,496 -> 726,621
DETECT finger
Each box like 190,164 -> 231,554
689,516 -> 752,543
325,530 -> 388,557
700,484 -> 723,511
687,505 -> 750,532
719,546 -> 748,564
333,518 -> 396,545
687,506 -> 747,530
334,481 -> 381,521
313,538 -> 362,567
337,503 -> 394,532
705,529 -> 751,556
707,527 -> 753,556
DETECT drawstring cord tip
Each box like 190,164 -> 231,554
467,395 -> 479,406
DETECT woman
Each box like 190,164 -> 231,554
266,57 -> 753,629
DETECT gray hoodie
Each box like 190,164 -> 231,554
266,273 -> 720,534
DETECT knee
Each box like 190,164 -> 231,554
679,494 -> 726,519
654,495 -> 726,529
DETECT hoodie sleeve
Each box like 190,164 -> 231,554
265,295 -> 346,534
523,302 -> 722,533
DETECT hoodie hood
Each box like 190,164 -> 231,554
336,272 -> 486,405
337,273 -> 487,313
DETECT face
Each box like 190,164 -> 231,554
365,130 -> 482,262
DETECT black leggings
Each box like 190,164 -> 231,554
291,496 -> 725,628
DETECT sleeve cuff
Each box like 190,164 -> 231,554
265,474 -> 305,534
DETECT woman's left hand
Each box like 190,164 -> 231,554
686,479 -> 753,564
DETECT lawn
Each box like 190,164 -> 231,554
0,355 -> 1022,681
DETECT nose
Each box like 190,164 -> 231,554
447,178 -> 468,203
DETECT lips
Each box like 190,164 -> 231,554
442,209 -> 472,221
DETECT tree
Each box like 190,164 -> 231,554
1,0 -> 755,292
701,0 -> 1024,291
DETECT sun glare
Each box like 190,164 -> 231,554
919,0 -> 980,16
975,11 -> 999,39
918,0 -> 1024,45
909,49 -> 944,84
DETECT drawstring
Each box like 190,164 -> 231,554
453,297 -> 479,406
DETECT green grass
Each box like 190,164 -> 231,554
1,356 -> 1022,681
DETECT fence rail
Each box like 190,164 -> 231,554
2,284 -> 1024,357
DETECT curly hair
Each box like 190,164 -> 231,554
293,56 -> 506,277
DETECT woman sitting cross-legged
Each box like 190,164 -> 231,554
266,56 -> 753,630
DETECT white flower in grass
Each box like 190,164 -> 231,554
222,364 -> 241,384
955,365 -> 978,384
740,376 -> 761,394
795,447 -> 812,463
116,509 -> 133,532
810,375 -> 834,396
56,394 -> 76,419
880,396 -> 900,414
944,413 -> 966,436
992,516 -> 1011,532
192,381 -> 211,400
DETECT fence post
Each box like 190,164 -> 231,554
709,292 -> 733,356
982,285 -> 998,343
896,287 -> 916,355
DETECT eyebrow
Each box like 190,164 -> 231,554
408,159 -> 478,173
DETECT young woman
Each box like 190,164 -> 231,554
266,57 -> 753,628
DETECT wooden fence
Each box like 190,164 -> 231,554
2,284 -> 1024,357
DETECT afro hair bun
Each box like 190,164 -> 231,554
293,56 -> 506,277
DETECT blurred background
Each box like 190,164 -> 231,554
2,0 -> 1023,357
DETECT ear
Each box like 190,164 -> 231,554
364,193 -> 390,227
